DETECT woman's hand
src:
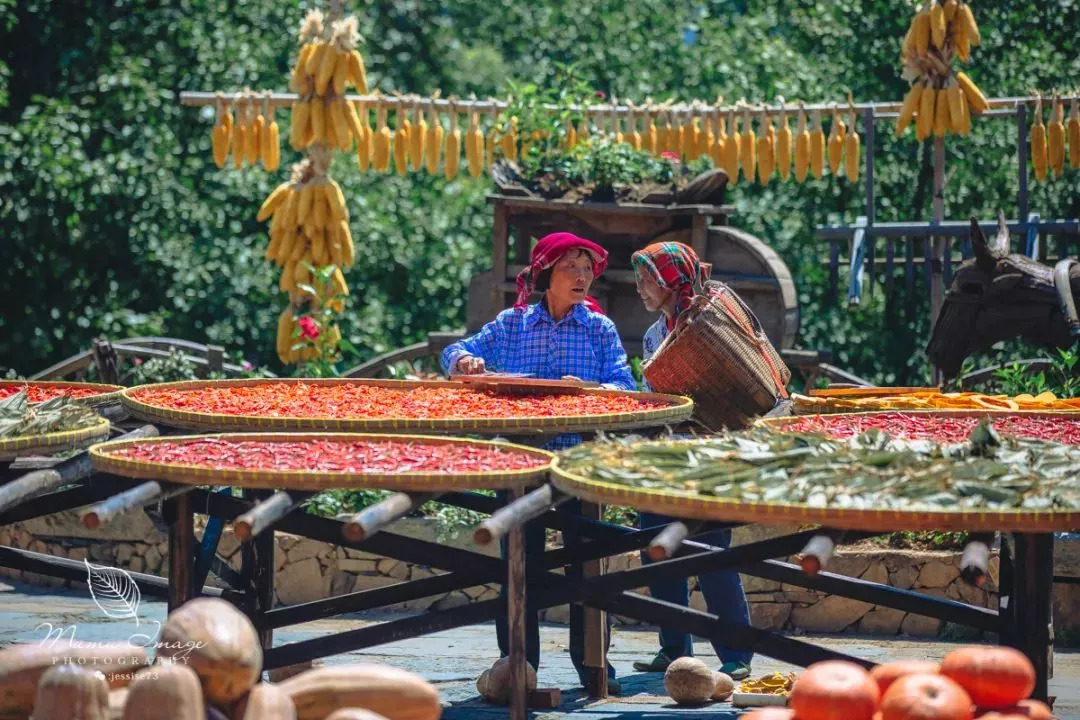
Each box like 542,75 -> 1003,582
455,355 -> 487,375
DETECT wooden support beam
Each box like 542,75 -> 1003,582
81,480 -> 190,529
233,491 -> 316,543
343,492 -> 437,543
474,485 -> 566,546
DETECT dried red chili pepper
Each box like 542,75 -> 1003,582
130,383 -> 663,420
0,384 -> 111,403
783,412 -> 1080,445
103,437 -> 548,474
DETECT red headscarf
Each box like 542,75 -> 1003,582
514,232 -> 609,314
631,242 -> 709,330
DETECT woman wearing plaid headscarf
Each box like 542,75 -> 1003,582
441,231 -> 633,692
629,241 -> 754,680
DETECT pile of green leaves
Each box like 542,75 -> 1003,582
0,390 -> 103,438
559,422 -> 1080,512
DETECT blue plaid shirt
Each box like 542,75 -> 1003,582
441,302 -> 636,449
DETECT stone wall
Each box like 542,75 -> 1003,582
1,510 -> 1076,644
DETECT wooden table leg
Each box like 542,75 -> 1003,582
1009,533 -> 1054,701
506,486 -> 528,720
241,490 -> 277,650
166,493 -> 195,613
580,501 -> 608,699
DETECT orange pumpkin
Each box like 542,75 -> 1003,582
881,674 -> 973,720
941,647 -> 1035,709
872,661 -> 941,696
742,709 -> 796,720
790,661 -> 880,720
976,699 -> 1052,720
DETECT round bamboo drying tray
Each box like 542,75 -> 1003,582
0,380 -> 124,407
121,378 -> 693,435
806,386 -> 937,398
90,433 -> 556,491
760,409 -> 1080,430
0,417 -> 112,461
549,460 -> 1080,532
791,394 -> 1080,416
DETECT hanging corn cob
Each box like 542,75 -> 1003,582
1068,98 -> 1080,170
355,100 -> 371,172
710,106 -> 726,168
445,101 -> 461,180
261,94 -> 281,171
667,110 -> 683,156
810,108 -> 825,179
794,103 -> 810,183
756,107 -> 774,184
393,100 -> 409,175
739,105 -> 756,182
245,95 -> 262,165
211,94 -> 232,169
933,87 -> 950,138
774,103 -> 792,181
1048,94 -> 1066,177
232,101 -> 248,169
575,113 -> 588,150
612,105 -> 625,145
629,108 -> 643,151
645,106 -> 658,156
701,104 -> 715,160
486,107 -> 499,162
425,98 -> 444,173
724,108 -> 740,186
827,105 -> 845,176
844,101 -> 860,183
1031,94 -> 1049,182
896,81 -> 923,137
686,108 -> 701,160
373,97 -> 391,172
407,100 -> 425,171
467,103 -> 484,178
916,82 -> 936,141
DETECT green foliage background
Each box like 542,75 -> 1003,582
2,0 -> 1080,383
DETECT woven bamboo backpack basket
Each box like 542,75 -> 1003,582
642,281 -> 791,431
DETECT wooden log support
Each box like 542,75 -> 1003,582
960,535 -> 994,587
506,486 -> 528,720
580,501 -> 608,699
233,491 -> 316,543
799,534 -> 835,576
1008,532 -> 1055,701
473,484 -> 566,546
81,480 -> 190,529
0,425 -> 158,514
166,492 -> 195,612
342,492 -> 438,543
646,521 -> 689,562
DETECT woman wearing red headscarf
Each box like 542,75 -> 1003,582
441,231 -> 632,692
629,241 -> 754,680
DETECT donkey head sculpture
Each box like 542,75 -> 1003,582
927,212 -> 1080,379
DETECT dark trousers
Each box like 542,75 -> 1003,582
638,512 -> 753,664
494,494 -> 615,683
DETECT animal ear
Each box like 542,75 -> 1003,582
992,210 -> 1011,256
971,217 -> 997,274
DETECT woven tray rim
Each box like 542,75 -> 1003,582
760,409 -> 1080,429
0,417 -> 112,461
549,460 -> 1080,532
790,395 -> 1080,416
89,432 -> 557,490
121,378 -> 693,434
0,380 -> 125,407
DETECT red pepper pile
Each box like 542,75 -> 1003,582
104,438 -> 548,474
131,383 -> 663,420
0,385 -> 111,403
783,412 -> 1080,445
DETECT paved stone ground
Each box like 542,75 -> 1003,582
1,579 -> 1076,719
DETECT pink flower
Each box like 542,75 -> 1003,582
242,360 -> 253,371
297,316 -> 321,340
661,151 -> 680,162
133,358 -> 143,366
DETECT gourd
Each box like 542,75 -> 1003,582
157,597 -> 262,706
871,661 -> 941,696
940,647 -> 1035,709
230,682 -> 297,720
712,671 -> 735,701
122,664 -> 205,720
789,660 -> 880,720
476,658 -> 536,705
663,657 -> 715,705
278,664 -> 441,720
31,665 -> 109,720
880,673 -> 973,720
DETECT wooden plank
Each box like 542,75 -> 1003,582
166,493 -> 195,612
506,486 -> 528,720
580,501 -> 608,699
1008,533 -> 1054,701
492,203 -> 509,314
690,215 -> 709,259
487,194 -> 733,217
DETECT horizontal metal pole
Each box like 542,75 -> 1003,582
179,91 -> 1077,119
817,219 -> 1080,240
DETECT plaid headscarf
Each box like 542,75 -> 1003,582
632,242 -> 709,330
514,232 -> 609,314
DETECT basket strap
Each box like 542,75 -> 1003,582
712,291 -> 790,400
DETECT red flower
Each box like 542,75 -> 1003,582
661,151 -> 681,162
594,90 -> 606,100
298,315 -> 321,340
